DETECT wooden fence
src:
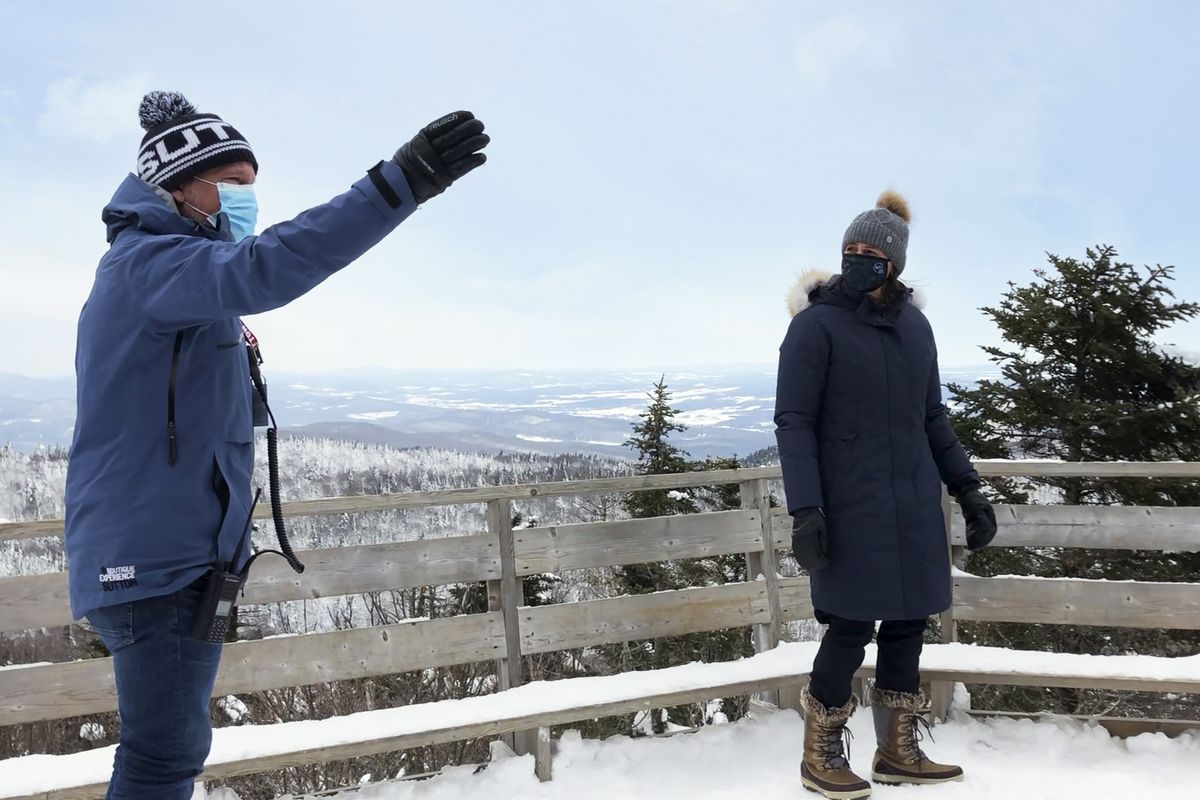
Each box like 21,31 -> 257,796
1,462 -> 1198,748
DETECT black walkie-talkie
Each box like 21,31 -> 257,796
191,568 -> 247,643
190,488 -> 260,642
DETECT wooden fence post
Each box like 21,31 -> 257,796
931,488 -> 963,722
487,498 -> 529,752
741,479 -> 785,707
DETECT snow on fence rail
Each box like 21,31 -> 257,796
6,640 -> 1199,800
1,462 -> 1198,774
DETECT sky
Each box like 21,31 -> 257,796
0,0 -> 1197,377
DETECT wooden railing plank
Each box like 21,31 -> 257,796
0,519 -> 63,542
954,575 -> 1200,630
949,505 -> 1200,551
245,534 -> 500,603
973,461 -> 1200,479
0,536 -> 499,634
0,573 -> 73,632
777,576 -> 814,621
513,510 -> 763,576
0,612 -> 506,725
0,468 -> 782,543
519,583 -> 770,655
769,509 -> 791,551
859,664 -> 1200,694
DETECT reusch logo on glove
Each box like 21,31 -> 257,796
428,113 -> 460,133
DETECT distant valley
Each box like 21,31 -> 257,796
0,365 -> 996,458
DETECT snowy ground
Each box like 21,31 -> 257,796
197,707 -> 1198,800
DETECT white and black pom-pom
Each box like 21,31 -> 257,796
138,91 -> 197,131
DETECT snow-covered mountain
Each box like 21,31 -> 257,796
0,365 -> 997,457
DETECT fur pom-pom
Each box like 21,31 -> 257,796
138,91 -> 196,131
876,190 -> 911,223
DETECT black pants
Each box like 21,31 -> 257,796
808,614 -> 927,709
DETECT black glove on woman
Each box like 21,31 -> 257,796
957,488 -> 998,550
791,508 -> 829,571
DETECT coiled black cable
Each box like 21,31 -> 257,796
266,425 -> 304,573
247,351 -> 304,575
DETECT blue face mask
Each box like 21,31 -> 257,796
194,178 -> 258,242
841,252 -> 890,293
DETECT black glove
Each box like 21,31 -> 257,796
392,111 -> 490,204
791,508 -> 829,571
957,488 -> 997,551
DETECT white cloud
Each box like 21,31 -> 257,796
38,75 -> 151,144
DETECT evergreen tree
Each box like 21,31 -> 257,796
616,378 -> 697,597
609,379 -> 753,733
948,246 -> 1200,715
623,377 -> 698,519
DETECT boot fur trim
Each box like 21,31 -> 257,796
868,685 -> 926,711
801,685 -> 858,724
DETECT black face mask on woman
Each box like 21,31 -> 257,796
840,252 -> 889,293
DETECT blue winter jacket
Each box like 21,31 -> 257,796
65,161 -> 416,619
774,271 -> 979,621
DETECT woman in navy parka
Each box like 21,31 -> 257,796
774,192 -> 997,799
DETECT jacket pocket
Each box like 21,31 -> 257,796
211,455 -> 233,546
85,602 -> 134,653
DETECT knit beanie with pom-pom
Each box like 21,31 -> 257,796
842,190 -> 912,275
135,90 -> 257,190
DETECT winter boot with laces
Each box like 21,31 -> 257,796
800,687 -> 872,799
869,686 -> 964,785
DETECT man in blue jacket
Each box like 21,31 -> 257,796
65,90 -> 489,798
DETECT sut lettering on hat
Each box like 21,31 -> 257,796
135,90 -> 258,191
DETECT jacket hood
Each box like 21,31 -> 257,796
786,269 -> 834,316
102,173 -> 221,244
786,268 -> 926,316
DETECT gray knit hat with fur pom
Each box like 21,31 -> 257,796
842,191 -> 912,275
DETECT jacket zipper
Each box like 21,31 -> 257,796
167,332 -> 183,465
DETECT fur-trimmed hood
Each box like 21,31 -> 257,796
786,269 -> 834,316
786,269 -> 926,316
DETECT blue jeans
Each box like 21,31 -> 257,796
87,578 -> 223,800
